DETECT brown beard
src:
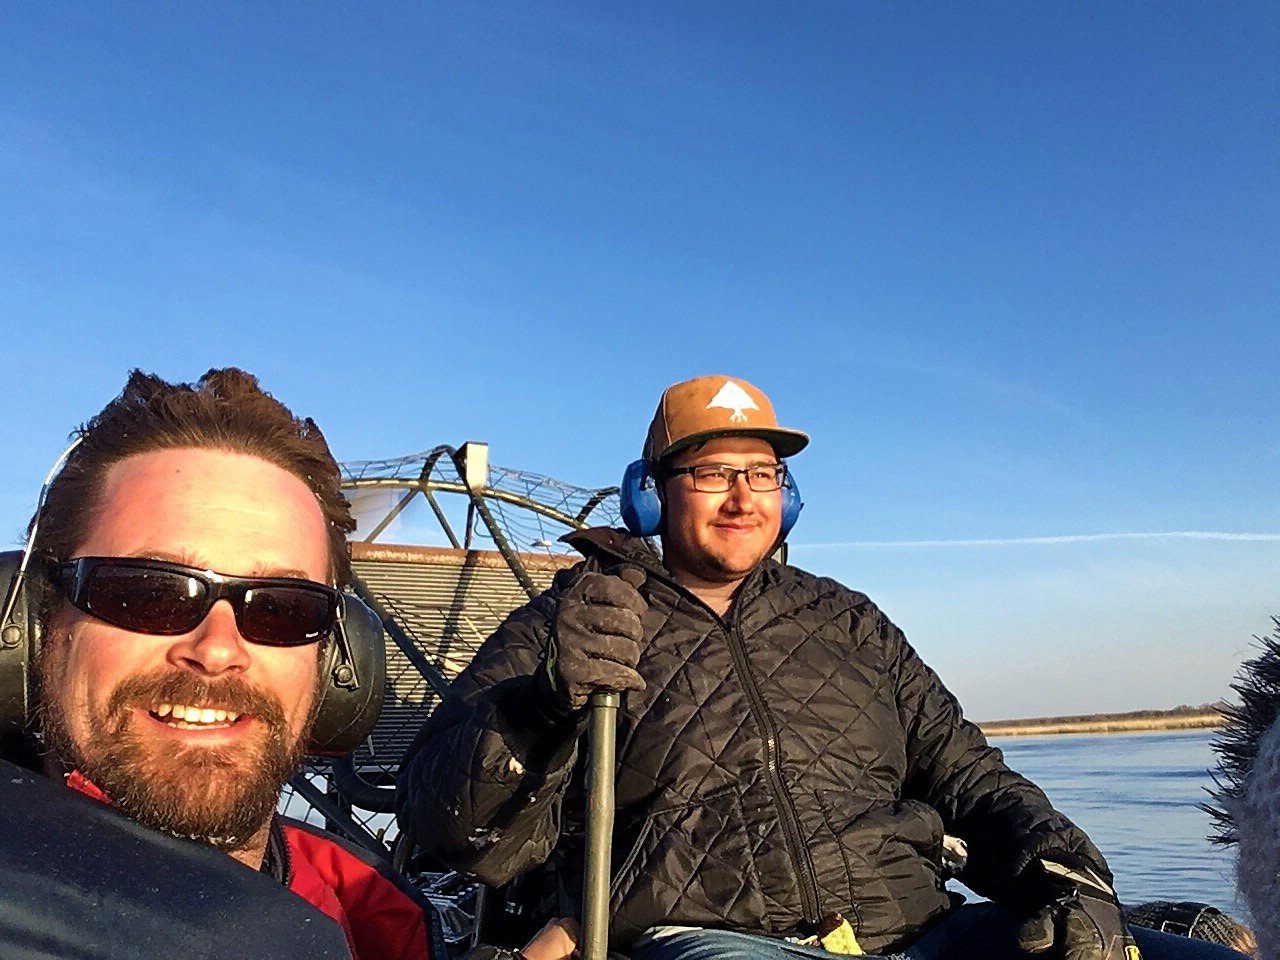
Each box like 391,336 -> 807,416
38,651 -> 319,852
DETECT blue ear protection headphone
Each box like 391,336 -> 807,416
620,457 -> 803,538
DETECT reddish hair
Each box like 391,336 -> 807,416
32,368 -> 355,588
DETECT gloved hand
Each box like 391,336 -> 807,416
538,566 -> 647,716
1015,857 -> 1140,960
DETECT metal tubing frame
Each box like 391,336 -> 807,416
448,448 -> 541,600
348,573 -> 452,700
423,487 -> 462,549
346,477 -> 592,536
360,449 -> 462,547
575,487 -> 620,526
286,772 -> 386,856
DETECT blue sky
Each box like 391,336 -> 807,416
2,2 -> 1276,720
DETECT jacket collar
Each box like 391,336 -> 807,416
561,526 -> 776,613
560,527 -> 665,574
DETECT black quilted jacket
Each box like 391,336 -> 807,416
397,529 -> 1108,953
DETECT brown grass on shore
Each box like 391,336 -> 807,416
978,707 -> 1224,738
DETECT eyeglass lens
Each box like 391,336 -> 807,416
691,464 -> 785,492
72,561 -> 335,646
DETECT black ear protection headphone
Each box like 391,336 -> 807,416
619,456 -> 803,538
0,438 -> 385,758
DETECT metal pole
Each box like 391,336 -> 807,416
581,691 -> 619,960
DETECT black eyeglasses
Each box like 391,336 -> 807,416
50,557 -> 341,647
664,462 -> 788,493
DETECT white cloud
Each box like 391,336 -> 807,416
799,531 -> 1280,548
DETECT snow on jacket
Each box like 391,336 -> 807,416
68,771 -> 431,960
396,528 -> 1108,954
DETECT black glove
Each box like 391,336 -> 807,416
538,566 -> 647,716
1015,857 -> 1140,960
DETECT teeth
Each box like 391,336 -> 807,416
151,703 -> 240,725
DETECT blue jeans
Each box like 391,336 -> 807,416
628,904 -> 1249,960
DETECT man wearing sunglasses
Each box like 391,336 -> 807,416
17,368 -> 428,960
400,375 -> 1241,960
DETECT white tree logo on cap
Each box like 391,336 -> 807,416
706,381 -> 758,423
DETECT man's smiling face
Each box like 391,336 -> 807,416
38,447 -> 329,851
659,436 -> 783,591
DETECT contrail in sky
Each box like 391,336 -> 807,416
798,531 -> 1280,548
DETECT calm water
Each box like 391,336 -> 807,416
289,729 -> 1243,915
989,728 -> 1241,913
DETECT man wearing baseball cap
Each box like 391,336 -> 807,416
399,377 -> 1237,960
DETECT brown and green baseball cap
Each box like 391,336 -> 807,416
643,375 -> 810,462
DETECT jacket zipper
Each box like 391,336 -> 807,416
588,540 -> 824,925
724,606 -> 823,927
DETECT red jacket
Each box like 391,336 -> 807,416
283,817 -> 430,960
68,772 -> 430,960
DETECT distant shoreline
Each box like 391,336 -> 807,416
978,708 -> 1223,738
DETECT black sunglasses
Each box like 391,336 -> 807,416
50,557 -> 341,647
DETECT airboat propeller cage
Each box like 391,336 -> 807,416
0,550 -> 386,757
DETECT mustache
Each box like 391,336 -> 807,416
105,669 -> 288,727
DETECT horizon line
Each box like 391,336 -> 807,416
796,531 -> 1280,549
